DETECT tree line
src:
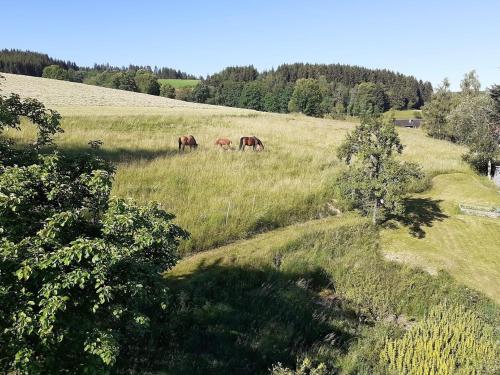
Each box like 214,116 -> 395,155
0,49 -> 78,77
1,50 -> 434,116
178,63 -> 433,117
0,49 -> 196,95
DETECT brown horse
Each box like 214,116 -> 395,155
178,135 -> 198,152
215,138 -> 232,150
239,136 -> 264,151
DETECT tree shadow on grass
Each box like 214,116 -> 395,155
122,263 -> 360,375
387,198 -> 448,238
59,145 -> 179,163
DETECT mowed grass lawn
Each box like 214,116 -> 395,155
158,78 -> 200,88
381,173 -> 500,303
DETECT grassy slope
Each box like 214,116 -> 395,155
164,215 -> 497,373
381,173 -> 500,302
158,78 -> 200,88
0,73 -> 217,110
3,73 -> 500,303
383,109 -> 422,119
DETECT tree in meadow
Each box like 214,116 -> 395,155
448,72 -> 499,174
336,116 -> 422,224
421,78 -> 455,140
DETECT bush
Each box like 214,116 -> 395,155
0,91 -> 187,373
175,87 -> 193,101
191,82 -> 210,103
134,70 -> 160,95
271,358 -> 327,375
462,150 -> 496,174
160,83 -> 175,99
112,71 -> 138,92
160,83 -> 175,98
380,304 -> 498,374
42,64 -> 69,81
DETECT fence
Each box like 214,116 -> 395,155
458,203 -> 500,218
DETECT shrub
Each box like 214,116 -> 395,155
271,358 -> 327,375
42,64 -> 69,81
191,82 -> 210,103
160,82 -> 176,98
134,70 -> 160,95
0,91 -> 187,373
380,304 -> 498,374
175,87 -> 193,101
111,71 -> 138,92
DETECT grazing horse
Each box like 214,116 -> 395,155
178,135 -> 198,152
239,136 -> 264,151
215,138 -> 232,150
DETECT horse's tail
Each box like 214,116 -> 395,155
178,137 -> 182,150
239,137 -> 244,150
255,137 -> 264,149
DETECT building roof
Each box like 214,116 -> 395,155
393,119 -> 422,128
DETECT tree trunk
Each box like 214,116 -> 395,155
372,199 -> 378,224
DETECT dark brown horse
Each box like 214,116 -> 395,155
215,138 -> 232,150
239,136 -> 264,151
178,135 -> 198,152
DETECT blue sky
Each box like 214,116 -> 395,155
1,0 -> 499,90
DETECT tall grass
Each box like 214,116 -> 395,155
10,110 -> 470,254
159,218 -> 498,374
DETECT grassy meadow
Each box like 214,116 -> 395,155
2,74 -> 499,294
12,109 -> 476,255
158,78 -> 200,88
3,73 -> 500,372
